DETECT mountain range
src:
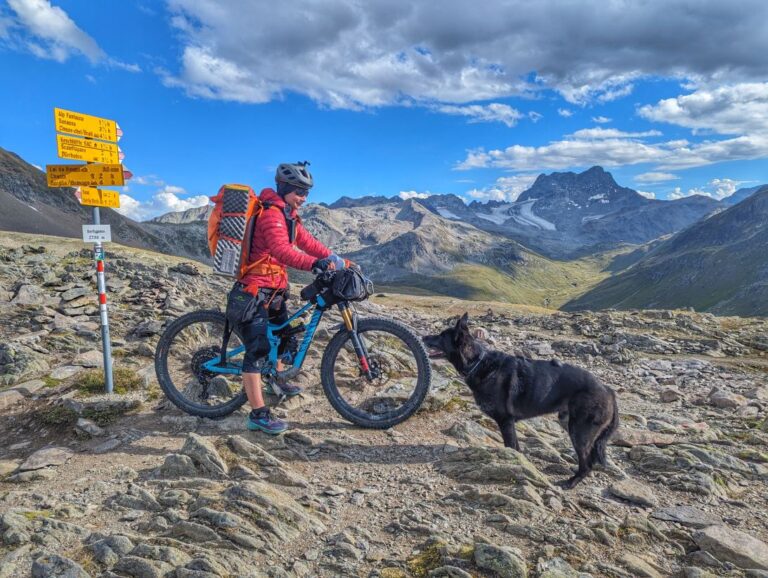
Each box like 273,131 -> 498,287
565,185 -> 768,316
0,147 -> 211,263
1,145 -> 765,314
322,167 -> 724,259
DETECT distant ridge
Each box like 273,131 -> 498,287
565,186 -> 768,315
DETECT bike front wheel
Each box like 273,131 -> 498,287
320,317 -> 431,429
155,310 -> 247,419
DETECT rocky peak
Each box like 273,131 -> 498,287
149,204 -> 212,224
723,184 -> 767,206
519,166 -> 638,205
327,195 -> 398,209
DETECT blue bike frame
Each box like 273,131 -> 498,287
201,294 -> 329,376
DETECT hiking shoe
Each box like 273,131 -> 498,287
263,382 -> 303,397
247,409 -> 287,434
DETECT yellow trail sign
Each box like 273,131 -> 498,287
77,187 -> 120,208
47,163 -> 125,187
54,108 -> 119,142
57,135 -> 120,164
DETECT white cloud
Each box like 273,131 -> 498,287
115,193 -> 143,220
3,0 -> 141,72
108,58 -> 142,73
114,185 -> 210,221
557,108 -> 573,117
466,173 -> 538,202
634,172 -> 680,183
456,131 -> 768,171
639,82 -> 768,136
131,175 -> 165,186
6,0 -> 104,62
592,116 -> 611,124
597,83 -> 634,102
0,15 -> 11,38
668,186 -> 705,200
435,103 -> 523,127
398,191 -> 431,200
637,190 -> 656,199
528,111 -> 543,123
159,47 -> 274,104
666,178 -> 753,201
569,127 -> 662,139
709,178 -> 751,200
555,76 -> 636,106
162,1 -> 768,108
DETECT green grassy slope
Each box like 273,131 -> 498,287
564,187 -> 768,315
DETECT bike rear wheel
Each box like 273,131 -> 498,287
320,317 -> 431,429
154,310 -> 247,418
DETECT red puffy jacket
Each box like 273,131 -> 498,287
240,188 -> 331,292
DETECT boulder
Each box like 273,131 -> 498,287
180,433 -> 228,476
609,479 -> 658,508
474,543 -> 527,578
31,554 -> 90,578
18,447 -> 73,472
693,525 -> 768,570
437,447 -> 551,488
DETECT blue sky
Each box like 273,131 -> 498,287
1,0 -> 767,220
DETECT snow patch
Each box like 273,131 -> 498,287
25,204 -> 39,213
475,203 -> 513,225
582,214 -> 606,223
436,207 -> 461,220
509,200 -> 557,231
588,193 -> 607,201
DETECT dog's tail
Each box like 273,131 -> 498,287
591,388 -> 619,467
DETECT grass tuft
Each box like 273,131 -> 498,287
76,367 -> 144,396
36,405 -> 78,426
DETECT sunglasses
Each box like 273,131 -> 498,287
292,187 -> 310,198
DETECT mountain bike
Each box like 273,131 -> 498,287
154,268 -> 432,429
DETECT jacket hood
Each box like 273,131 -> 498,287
259,187 -> 298,218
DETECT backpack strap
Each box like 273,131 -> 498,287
283,204 -> 297,244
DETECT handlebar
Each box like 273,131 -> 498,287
311,263 -> 363,277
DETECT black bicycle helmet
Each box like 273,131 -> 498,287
275,161 -> 313,190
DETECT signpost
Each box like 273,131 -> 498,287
57,135 -> 120,164
77,187 -> 120,209
82,224 -> 112,243
47,108 -> 132,394
54,107 -> 120,142
46,163 -> 126,187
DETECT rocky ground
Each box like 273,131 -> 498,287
1,232 -> 768,578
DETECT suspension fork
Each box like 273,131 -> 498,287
339,302 -> 373,379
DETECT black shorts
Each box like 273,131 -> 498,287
225,284 -> 289,373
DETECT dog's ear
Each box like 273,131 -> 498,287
454,312 -> 470,344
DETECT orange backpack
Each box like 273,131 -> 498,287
207,184 -> 265,278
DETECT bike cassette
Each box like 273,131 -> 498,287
191,346 -> 220,386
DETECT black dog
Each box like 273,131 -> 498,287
423,313 -> 619,489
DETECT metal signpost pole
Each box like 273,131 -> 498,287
93,205 -> 114,393
49,108 -> 127,394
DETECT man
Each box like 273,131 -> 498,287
226,161 -> 348,434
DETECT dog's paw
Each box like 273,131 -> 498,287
558,475 -> 582,490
